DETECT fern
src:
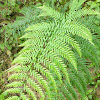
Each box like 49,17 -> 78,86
2,1 -> 100,100
0,4 -> 42,51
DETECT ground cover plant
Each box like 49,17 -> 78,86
0,0 -> 100,100
0,1 -> 42,51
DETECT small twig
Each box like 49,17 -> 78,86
4,63 -> 19,72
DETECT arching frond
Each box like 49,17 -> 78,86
3,2 -> 100,100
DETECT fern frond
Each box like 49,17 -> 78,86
30,70 -> 51,99
69,0 -> 87,11
26,78 -> 45,100
25,22 -> 50,32
3,88 -> 22,94
6,64 -> 52,99
69,73 -> 86,99
65,34 -> 82,57
65,21 -> 93,43
8,73 -> 28,80
1,4 -> 43,51
23,85 -> 37,100
46,38 -> 77,71
64,80 -> 78,100
5,96 -> 20,100
20,92 -> 30,100
3,2 -> 100,100
40,57 -> 62,84
67,8 -> 100,20
44,52 -> 70,83
34,63 -> 57,93
6,81 -> 23,88
37,5 -> 65,20
61,86 -> 74,100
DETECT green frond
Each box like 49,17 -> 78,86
39,57 -> 62,84
20,92 -> 30,100
24,85 -> 37,100
37,5 -> 64,20
61,86 -> 74,100
8,73 -> 28,80
55,33 -> 81,56
46,53 -> 69,78
3,88 -> 22,94
67,9 -> 100,20
34,63 -> 57,93
1,5 -> 42,51
24,22 -> 50,32
75,56 -> 92,83
65,34 -> 81,57
69,0 -> 87,11
8,65 -> 29,72
46,38 -> 77,71
75,36 -> 99,70
26,78 -> 45,100
30,70 -> 51,99
5,96 -> 20,100
77,72 -> 87,93
8,64 -> 51,99
3,2 -> 100,100
69,73 -> 86,99
65,21 -> 93,44
64,80 -> 78,100
6,81 -> 23,88
57,92 -> 66,100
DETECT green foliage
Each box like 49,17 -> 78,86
86,75 -> 100,100
0,0 -> 21,19
0,4 -> 42,51
1,0 -> 100,100
85,0 -> 100,11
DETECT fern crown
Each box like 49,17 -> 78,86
2,2 -> 100,100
